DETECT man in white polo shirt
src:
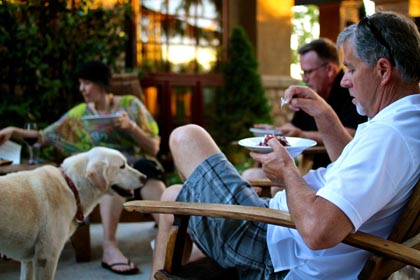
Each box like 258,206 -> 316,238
150,11 -> 420,280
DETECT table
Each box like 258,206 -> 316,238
0,161 -> 58,175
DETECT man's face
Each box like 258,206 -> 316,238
299,51 -> 330,98
340,40 -> 378,118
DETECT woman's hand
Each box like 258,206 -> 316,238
113,111 -> 160,156
113,111 -> 136,133
0,127 -> 14,145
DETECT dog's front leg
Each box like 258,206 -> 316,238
20,260 -> 33,280
33,256 -> 59,280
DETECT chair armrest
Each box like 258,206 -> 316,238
124,200 -> 420,268
248,178 -> 283,188
302,145 -> 326,155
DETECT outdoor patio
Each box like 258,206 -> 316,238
0,220 -> 419,279
0,221 -> 156,280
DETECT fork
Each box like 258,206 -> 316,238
280,97 -> 288,108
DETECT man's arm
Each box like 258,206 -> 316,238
311,108 -> 353,161
284,86 -> 353,161
250,139 -> 354,249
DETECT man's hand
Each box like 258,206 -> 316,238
250,137 -> 300,185
279,123 -> 302,137
285,85 -> 332,118
254,123 -> 275,130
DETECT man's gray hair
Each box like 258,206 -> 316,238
337,11 -> 420,82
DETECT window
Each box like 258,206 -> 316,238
140,0 -> 223,73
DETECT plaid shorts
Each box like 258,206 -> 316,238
176,153 -> 288,280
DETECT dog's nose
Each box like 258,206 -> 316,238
140,174 -> 147,185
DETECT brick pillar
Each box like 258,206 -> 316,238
256,0 -> 294,76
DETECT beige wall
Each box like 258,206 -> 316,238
256,0 -> 294,76
228,0 -> 293,76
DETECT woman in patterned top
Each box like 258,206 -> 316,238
0,61 -> 165,275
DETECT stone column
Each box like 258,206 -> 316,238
228,0 -> 293,76
256,0 -> 294,76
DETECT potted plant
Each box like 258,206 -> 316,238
211,26 -> 272,163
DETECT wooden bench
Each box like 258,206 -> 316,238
124,178 -> 420,279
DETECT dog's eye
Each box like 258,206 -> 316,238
120,163 -> 125,169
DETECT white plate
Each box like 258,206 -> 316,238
238,136 -> 317,157
82,113 -> 120,125
249,127 -> 282,136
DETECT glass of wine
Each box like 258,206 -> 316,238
23,122 -> 39,165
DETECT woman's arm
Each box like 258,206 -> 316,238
113,98 -> 161,157
0,127 -> 40,145
127,118 -> 160,156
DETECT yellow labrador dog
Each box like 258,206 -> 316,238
0,147 -> 146,280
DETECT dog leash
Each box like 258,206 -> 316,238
61,169 -> 85,225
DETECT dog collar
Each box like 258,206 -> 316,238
61,169 -> 85,225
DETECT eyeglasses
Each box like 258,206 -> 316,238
300,62 -> 328,77
360,17 -> 395,65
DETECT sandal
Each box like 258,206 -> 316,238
101,259 -> 139,275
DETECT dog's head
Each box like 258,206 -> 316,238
83,147 -> 147,197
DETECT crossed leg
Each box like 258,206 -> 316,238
150,124 -> 221,279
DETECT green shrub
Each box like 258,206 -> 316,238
211,26 -> 272,155
0,0 -> 130,128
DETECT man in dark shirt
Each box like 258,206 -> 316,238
252,38 -> 366,169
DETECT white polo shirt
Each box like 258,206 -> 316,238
267,94 -> 420,279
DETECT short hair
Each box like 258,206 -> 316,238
77,60 -> 112,91
298,38 -> 340,65
337,11 -> 420,82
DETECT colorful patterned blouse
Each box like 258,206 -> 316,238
42,95 -> 159,163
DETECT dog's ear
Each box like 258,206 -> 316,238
86,160 -> 109,192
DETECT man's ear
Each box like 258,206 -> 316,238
327,62 -> 339,80
377,58 -> 392,84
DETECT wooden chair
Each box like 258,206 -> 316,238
110,72 -> 145,102
124,178 -> 420,280
298,145 -> 327,175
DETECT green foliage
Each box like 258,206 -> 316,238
291,5 -> 319,65
211,26 -> 272,152
0,0 -> 130,128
